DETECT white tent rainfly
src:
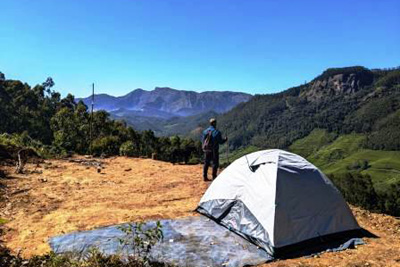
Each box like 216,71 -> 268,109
197,149 -> 361,256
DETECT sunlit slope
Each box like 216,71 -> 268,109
290,129 -> 400,192
288,129 -> 337,157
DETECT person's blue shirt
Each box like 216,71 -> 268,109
202,126 -> 226,150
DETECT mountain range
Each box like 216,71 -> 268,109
77,87 -> 252,135
78,87 -> 251,118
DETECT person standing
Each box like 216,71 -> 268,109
202,118 -> 228,181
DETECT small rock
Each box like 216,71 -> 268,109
124,168 -> 132,172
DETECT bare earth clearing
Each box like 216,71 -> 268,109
0,157 -> 399,266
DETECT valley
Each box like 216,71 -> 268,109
77,87 -> 252,136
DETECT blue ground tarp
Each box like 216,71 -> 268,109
49,216 -> 364,267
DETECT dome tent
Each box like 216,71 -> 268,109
196,149 -> 360,256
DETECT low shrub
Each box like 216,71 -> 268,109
328,172 -> 400,216
119,141 -> 138,157
91,136 -> 121,156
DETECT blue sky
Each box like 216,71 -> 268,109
1,0 -> 399,97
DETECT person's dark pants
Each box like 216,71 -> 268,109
203,150 -> 219,180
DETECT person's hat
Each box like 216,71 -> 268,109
209,118 -> 217,125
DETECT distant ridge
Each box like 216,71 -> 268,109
77,87 -> 252,119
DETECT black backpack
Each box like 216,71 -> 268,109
202,130 -> 214,153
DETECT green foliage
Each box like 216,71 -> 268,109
118,221 -> 163,264
366,109 -> 400,150
380,183 -> 400,216
375,69 -> 400,88
114,110 -> 217,137
120,141 -> 138,157
0,77 -> 60,144
0,132 -> 54,159
218,67 -> 400,152
347,159 -> 369,171
329,172 -> 378,210
329,172 -> 400,216
289,129 -> 337,157
314,66 -> 373,82
343,97 -> 399,133
92,136 -> 121,156
291,132 -> 400,194
0,73 -> 202,164
0,219 -> 166,266
0,218 -> 8,225
220,145 -> 259,167
0,246 -> 170,267
307,133 -> 366,167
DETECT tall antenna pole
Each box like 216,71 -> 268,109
89,83 -> 94,155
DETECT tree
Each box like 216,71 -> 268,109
51,107 -> 79,152
42,77 -> 55,94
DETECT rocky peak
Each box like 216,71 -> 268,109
304,66 -> 374,101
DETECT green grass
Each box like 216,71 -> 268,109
289,129 -> 337,157
307,133 -> 366,167
220,145 -> 260,166
321,149 -> 400,193
0,218 -> 8,225
289,131 -> 400,193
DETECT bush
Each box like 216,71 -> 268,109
380,183 -> 400,216
328,172 -> 400,216
119,141 -> 138,157
91,136 -> 121,156
0,132 -> 56,159
376,70 -> 400,88
117,221 -> 163,264
187,156 -> 201,165
347,159 -> 369,170
329,172 -> 378,211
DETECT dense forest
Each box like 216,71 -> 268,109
0,72 -> 202,164
218,66 -> 400,151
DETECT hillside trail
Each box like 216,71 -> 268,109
0,156 -> 399,266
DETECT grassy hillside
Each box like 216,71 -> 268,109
218,67 -> 400,151
290,129 -> 400,193
288,129 -> 337,157
219,145 -> 259,166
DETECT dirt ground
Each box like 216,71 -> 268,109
0,156 -> 399,266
